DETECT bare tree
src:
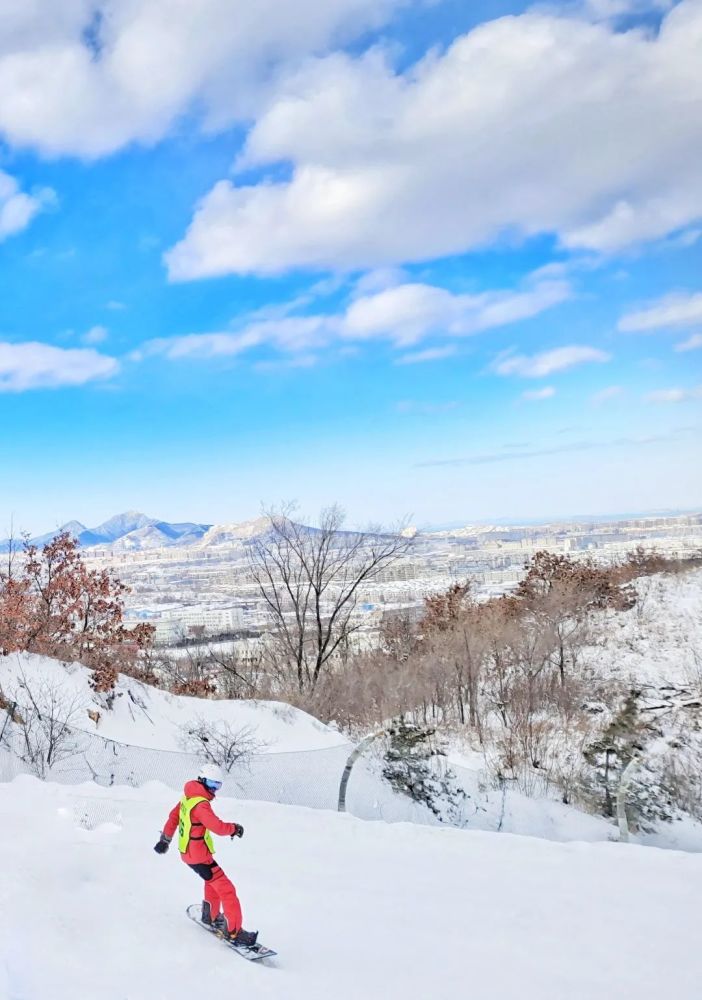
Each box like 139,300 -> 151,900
207,646 -> 261,698
153,646 -> 216,697
1,669 -> 87,778
248,504 -> 413,692
514,551 -> 635,686
178,717 -> 266,772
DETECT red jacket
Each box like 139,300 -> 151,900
164,779 -> 238,865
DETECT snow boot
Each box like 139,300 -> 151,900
228,927 -> 258,947
202,904 -> 228,933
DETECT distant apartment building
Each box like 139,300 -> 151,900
374,561 -> 426,583
151,605 -> 246,643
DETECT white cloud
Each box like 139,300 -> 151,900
166,2 -> 702,278
253,353 -> 319,372
521,386 -> 556,401
494,346 -> 611,378
579,0 -> 673,18
396,346 -> 458,365
665,227 -> 702,249
0,0 -> 407,158
137,273 -> 570,362
0,341 -> 119,392
136,316 -> 335,362
353,268 -> 408,296
619,291 -> 702,331
416,426 -> 691,468
343,278 -> 571,346
645,385 -> 702,403
675,333 -> 702,352
83,324 -> 108,345
0,170 -> 53,241
592,384 -> 624,403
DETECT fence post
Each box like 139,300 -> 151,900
616,755 -> 640,843
338,730 -> 386,813
0,701 -> 16,745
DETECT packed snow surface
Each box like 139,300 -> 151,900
2,775 -> 701,1000
0,653 -> 346,753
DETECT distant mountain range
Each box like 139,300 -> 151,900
2,508 -> 699,556
0,511 -> 213,553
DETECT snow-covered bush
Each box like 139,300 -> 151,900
0,668 -> 87,778
583,684 -> 702,830
178,716 -> 266,772
382,720 -> 468,824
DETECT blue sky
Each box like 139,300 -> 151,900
0,0 -> 700,533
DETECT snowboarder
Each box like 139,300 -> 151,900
154,762 -> 258,947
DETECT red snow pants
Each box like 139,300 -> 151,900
188,862 -> 243,934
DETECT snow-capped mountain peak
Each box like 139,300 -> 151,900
60,519 -> 88,535
0,512 -> 212,553
90,511 -> 157,541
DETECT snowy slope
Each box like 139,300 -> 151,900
0,655 -> 630,845
2,775 -> 701,1000
0,653 -> 346,753
587,568 -> 702,686
198,516 -> 273,546
108,524 -> 182,550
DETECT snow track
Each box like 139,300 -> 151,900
2,775 -> 701,1000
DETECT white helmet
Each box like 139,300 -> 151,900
198,762 -> 224,788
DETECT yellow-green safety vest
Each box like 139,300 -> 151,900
178,795 -> 215,855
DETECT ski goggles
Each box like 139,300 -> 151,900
202,778 -> 223,791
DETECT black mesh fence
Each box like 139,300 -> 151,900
0,711 -> 351,806
0,707 -> 495,830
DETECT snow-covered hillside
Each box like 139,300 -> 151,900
2,775 -> 701,1000
593,568 -> 702,686
3,567 -> 702,848
198,516 -> 274,547
4,648 -> 702,850
0,653 -> 346,753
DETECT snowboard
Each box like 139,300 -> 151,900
186,904 -> 277,962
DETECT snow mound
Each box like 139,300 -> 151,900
0,652 -> 347,753
2,775 -> 701,1000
